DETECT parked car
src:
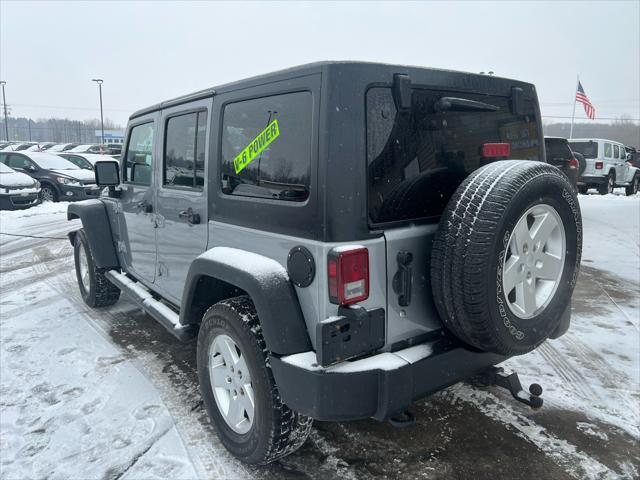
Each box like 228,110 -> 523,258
105,143 -> 122,155
544,137 -> 579,189
47,143 -> 79,152
25,142 -> 57,152
1,142 -> 37,152
67,144 -> 107,154
57,152 -> 114,170
67,62 -> 582,465
0,151 -> 101,202
0,162 -> 41,210
569,138 -> 639,195
625,146 -> 639,168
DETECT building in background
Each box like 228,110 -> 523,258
95,129 -> 124,144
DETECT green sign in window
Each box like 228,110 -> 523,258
233,119 -> 280,174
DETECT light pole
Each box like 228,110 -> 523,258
92,79 -> 104,145
0,81 -> 9,142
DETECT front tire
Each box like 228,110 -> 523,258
40,184 -> 58,202
73,229 -> 120,307
197,296 -> 312,464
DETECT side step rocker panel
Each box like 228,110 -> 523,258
105,270 -> 196,342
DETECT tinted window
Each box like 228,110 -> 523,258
61,154 -> 92,170
164,111 -> 207,189
220,92 -> 312,202
614,144 -> 619,158
568,141 -> 598,159
125,122 -> 155,185
545,138 -> 572,163
7,155 -> 33,170
367,87 -> 540,224
604,143 -> 612,158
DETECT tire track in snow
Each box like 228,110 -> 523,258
29,242 -> 255,480
452,384 -> 619,480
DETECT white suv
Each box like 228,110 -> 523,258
569,138 -> 639,195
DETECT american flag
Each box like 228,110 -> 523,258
576,81 -> 596,120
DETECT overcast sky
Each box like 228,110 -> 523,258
1,1 -> 638,127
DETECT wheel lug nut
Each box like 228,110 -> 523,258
240,388 -> 244,396
229,366 -> 234,373
225,376 -> 231,383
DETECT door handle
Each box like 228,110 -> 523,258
178,207 -> 201,225
392,251 -> 413,307
136,201 -> 153,213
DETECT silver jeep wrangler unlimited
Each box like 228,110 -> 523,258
68,62 -> 582,464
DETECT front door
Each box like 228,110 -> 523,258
155,102 -> 211,305
118,117 -> 158,284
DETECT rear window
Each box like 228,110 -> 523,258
568,141 -> 598,159
545,138 -> 572,161
367,87 -> 540,225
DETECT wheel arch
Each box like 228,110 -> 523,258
67,200 -> 120,269
180,248 -> 312,355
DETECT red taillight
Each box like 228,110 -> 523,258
595,161 -> 603,170
569,157 -> 579,169
482,143 -> 511,158
328,247 -> 369,305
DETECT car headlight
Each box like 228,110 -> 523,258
56,176 -> 82,186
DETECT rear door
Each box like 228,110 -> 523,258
154,100 -> 211,305
366,86 -> 543,345
118,115 -> 158,284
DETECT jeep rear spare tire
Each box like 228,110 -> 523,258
431,160 -> 582,355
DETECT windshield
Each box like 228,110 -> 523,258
568,141 -> 598,159
0,163 -> 14,173
367,87 -> 541,224
31,153 -> 80,170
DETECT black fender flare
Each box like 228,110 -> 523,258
67,199 -> 120,269
180,247 -> 311,355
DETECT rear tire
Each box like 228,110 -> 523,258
431,161 -> 582,356
73,229 -> 120,307
598,172 -> 614,195
197,296 -> 312,464
626,175 -> 639,196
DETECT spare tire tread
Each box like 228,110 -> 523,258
431,160 -> 581,355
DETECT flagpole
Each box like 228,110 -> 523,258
569,75 -> 579,139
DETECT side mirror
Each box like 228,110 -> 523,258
27,165 -> 37,172
95,160 -> 120,187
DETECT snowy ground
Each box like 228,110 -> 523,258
1,194 -> 638,480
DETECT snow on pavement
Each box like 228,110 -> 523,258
1,194 -> 639,480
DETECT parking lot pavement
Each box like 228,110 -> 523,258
1,195 -> 638,480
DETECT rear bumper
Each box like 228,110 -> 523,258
271,336 -> 506,421
578,174 -> 606,185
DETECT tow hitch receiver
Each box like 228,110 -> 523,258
475,367 -> 543,409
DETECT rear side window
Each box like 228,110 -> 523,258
614,144 -> 620,158
125,122 -> 155,185
220,91 -> 312,202
604,143 -> 613,158
163,111 -> 208,189
367,87 -> 540,225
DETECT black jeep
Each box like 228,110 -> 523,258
67,62 -> 582,464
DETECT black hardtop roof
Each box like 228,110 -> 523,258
129,61 -> 531,120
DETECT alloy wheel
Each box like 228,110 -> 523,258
208,334 -> 255,434
502,204 -> 566,319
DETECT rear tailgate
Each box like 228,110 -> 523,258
366,82 -> 544,348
